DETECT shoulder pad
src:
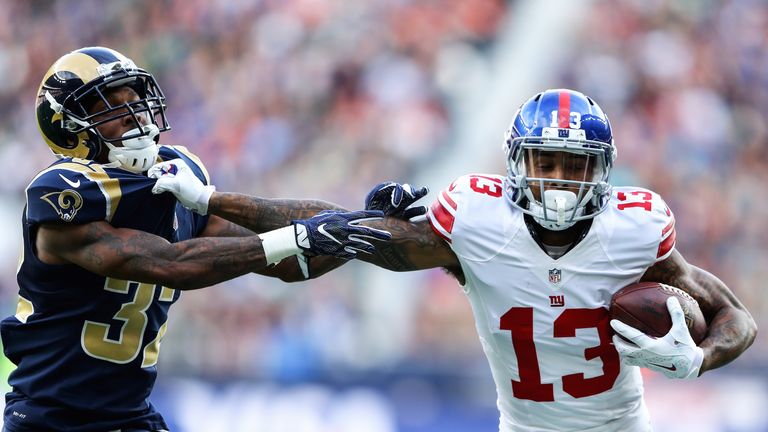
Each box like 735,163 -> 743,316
609,186 -> 676,262
427,174 -> 505,242
159,145 -> 211,185
26,159 -> 121,224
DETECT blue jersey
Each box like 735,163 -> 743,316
1,146 -> 210,431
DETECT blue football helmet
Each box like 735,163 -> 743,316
36,47 -> 170,172
503,89 -> 616,230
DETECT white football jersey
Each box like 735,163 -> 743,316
427,174 -> 676,432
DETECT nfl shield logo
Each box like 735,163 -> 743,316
548,268 -> 562,284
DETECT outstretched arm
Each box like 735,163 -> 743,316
640,250 -> 757,374
207,192 -> 345,233
149,161 -> 440,280
199,195 -> 456,281
200,213 -> 349,282
356,217 -> 463,281
37,209 -> 389,290
198,193 -> 350,281
38,221 -> 276,290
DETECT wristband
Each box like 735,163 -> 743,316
195,185 -> 216,215
258,225 -> 302,265
684,347 -> 705,379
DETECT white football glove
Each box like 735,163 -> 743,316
148,158 -> 215,215
611,297 -> 704,379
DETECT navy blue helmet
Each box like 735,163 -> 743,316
36,47 -> 170,169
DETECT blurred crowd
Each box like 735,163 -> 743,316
0,0 -> 504,380
0,0 -> 765,398
560,0 -> 768,367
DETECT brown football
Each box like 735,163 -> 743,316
609,282 -> 707,344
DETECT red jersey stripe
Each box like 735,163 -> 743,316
662,216 -> 675,238
428,218 -> 452,243
558,91 -> 571,128
441,190 -> 457,211
430,200 -> 455,233
657,227 -> 676,259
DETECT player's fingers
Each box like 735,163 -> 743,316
347,221 -> 392,242
345,210 -> 386,221
666,297 -> 696,344
338,247 -> 358,260
296,254 -> 310,279
666,297 -> 686,328
346,236 -> 375,254
412,186 -> 429,200
610,320 -> 651,347
151,177 -> 173,195
147,163 -> 167,179
403,206 -> 428,220
390,184 -> 403,207
612,335 -> 640,355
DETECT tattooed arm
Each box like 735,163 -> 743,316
198,193 -> 348,281
356,217 -> 464,283
207,192 -> 345,233
200,214 -> 344,282
641,250 -> 757,374
36,221 -> 276,290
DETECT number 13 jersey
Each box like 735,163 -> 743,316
427,174 -> 676,432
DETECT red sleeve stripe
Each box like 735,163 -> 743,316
437,191 -> 459,214
662,215 -> 675,238
428,216 -> 452,243
428,200 -> 454,240
430,200 -> 455,232
657,227 -> 676,260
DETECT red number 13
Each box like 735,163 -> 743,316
500,307 -> 620,401
617,190 -> 652,212
469,175 -> 503,197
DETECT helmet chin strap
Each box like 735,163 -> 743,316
104,124 -> 160,173
526,189 -> 585,231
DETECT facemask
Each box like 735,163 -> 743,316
527,189 -> 585,231
104,124 -> 160,173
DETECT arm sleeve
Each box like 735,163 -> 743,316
654,195 -> 676,262
427,178 -> 462,243
26,168 -> 111,225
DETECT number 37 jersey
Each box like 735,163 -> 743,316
427,174 -> 676,432
1,146 -> 210,432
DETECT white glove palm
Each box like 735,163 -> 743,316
148,159 -> 215,215
611,297 -> 704,379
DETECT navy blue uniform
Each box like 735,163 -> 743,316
1,146 -> 210,431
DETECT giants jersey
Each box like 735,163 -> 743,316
428,174 -> 676,432
1,146 -> 210,432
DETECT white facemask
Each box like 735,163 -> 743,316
104,124 -> 160,173
527,189 -> 585,231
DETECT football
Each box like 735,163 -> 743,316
609,282 -> 707,344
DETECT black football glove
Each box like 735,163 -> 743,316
365,181 -> 429,221
292,210 -> 391,260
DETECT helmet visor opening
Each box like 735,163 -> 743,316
67,72 -> 169,142
523,148 -> 604,183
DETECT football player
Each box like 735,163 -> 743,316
359,90 -> 757,431
1,47 -> 391,432
146,88 -> 758,430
